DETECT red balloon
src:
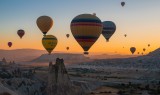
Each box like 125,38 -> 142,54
17,29 -> 25,39
8,42 -> 12,47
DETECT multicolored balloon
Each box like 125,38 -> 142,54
8,42 -> 12,47
121,2 -> 125,7
36,16 -> 53,35
102,21 -> 116,42
130,47 -> 136,54
42,35 -> 57,54
70,14 -> 103,54
17,29 -> 25,39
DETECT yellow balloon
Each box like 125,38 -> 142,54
42,35 -> 58,54
37,16 -> 53,35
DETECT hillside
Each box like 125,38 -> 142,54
74,48 -> 160,69
32,53 -> 91,64
0,49 -> 46,62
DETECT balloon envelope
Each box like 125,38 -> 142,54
143,48 -> 146,52
124,34 -> 127,37
8,42 -> 12,47
42,35 -> 57,54
17,29 -> 25,39
121,2 -> 125,7
102,21 -> 116,42
66,34 -> 70,38
130,47 -> 136,54
66,47 -> 69,50
70,14 -> 103,54
37,16 -> 53,35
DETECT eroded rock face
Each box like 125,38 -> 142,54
0,83 -> 18,95
47,58 -> 84,95
0,58 -> 84,95
2,78 -> 46,95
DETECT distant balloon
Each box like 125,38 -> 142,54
42,35 -> 57,54
66,47 -> 69,50
17,29 -> 25,39
8,42 -> 12,47
93,13 -> 96,16
36,16 -> 53,35
102,21 -> 116,42
121,2 -> 125,7
148,44 -> 150,47
70,14 -> 103,54
143,48 -> 146,52
124,34 -> 127,37
130,47 -> 136,54
66,34 -> 70,38
137,52 -> 139,54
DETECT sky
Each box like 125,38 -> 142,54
0,0 -> 160,55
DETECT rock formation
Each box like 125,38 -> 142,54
47,58 -> 84,95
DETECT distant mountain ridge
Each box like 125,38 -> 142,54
0,49 -> 46,62
77,48 -> 160,69
0,48 -> 159,64
32,53 -> 91,64
147,47 -> 160,57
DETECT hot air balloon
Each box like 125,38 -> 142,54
37,16 -> 53,35
124,34 -> 127,37
121,2 -> 125,7
70,14 -> 103,54
130,47 -> 136,54
102,21 -> 116,42
143,48 -> 146,52
93,13 -> 96,16
66,34 -> 70,38
137,52 -> 139,54
66,47 -> 69,50
148,44 -> 150,47
8,42 -> 12,47
42,35 -> 57,54
17,29 -> 25,39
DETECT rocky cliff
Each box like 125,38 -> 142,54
47,58 -> 84,95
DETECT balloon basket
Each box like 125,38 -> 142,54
84,51 -> 89,55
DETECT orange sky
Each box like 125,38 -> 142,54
0,0 -> 160,55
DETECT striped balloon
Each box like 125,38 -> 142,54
70,14 -> 102,54
37,16 -> 53,35
42,35 -> 57,54
102,21 -> 116,42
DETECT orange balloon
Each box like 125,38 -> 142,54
37,16 -> 53,35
